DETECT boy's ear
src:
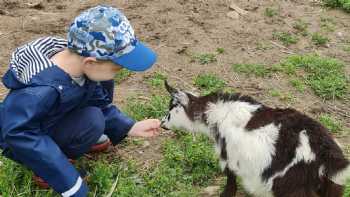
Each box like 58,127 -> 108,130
82,57 -> 98,67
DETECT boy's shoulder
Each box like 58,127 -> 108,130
3,37 -> 69,88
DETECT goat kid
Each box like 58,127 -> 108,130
160,82 -> 350,197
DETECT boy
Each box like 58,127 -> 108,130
0,5 -> 160,197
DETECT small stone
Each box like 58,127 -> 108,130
176,46 -> 188,54
226,11 -> 239,20
0,9 -> 9,15
143,140 -> 151,148
336,32 -> 343,39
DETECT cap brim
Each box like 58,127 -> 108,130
110,41 -> 157,72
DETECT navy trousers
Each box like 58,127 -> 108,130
47,106 -> 105,159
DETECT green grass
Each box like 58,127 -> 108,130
345,179 -> 350,197
124,95 -> 169,121
88,131 -> 220,197
162,131 -> 220,186
290,79 -> 306,92
293,19 -> 309,36
343,45 -> 350,52
277,55 -> 349,99
320,16 -> 337,32
232,63 -> 274,77
194,74 -> 226,95
311,32 -> 330,46
318,114 -> 345,135
269,89 -> 295,103
256,42 -> 273,51
269,89 -> 281,97
0,156 -> 57,197
192,53 -> 217,65
264,7 -> 278,17
322,0 -> 350,12
216,47 -> 225,54
273,31 -> 299,46
146,72 -> 167,88
115,69 -> 132,84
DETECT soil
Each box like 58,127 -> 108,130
0,0 -> 349,196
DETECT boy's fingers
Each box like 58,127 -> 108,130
145,119 -> 161,129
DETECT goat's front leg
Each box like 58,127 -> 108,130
220,168 -> 237,197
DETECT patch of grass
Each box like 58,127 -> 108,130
269,89 -> 295,102
320,16 -> 336,32
115,69 -> 132,84
343,45 -> 350,52
293,19 -> 309,36
232,64 -> 273,77
222,87 -> 236,94
269,89 -> 281,97
0,157 -> 57,197
280,92 -> 295,103
290,79 -> 306,92
345,179 -> 350,197
91,131 -> 220,197
194,74 -> 226,95
124,95 -> 169,121
264,7 -> 278,17
312,32 -> 330,46
146,72 -> 167,88
256,42 -> 273,51
87,159 -> 148,197
273,31 -> 299,46
321,0 -> 350,12
277,55 -> 349,99
318,114 -> 344,134
192,53 -> 217,65
89,160 -> 115,195
145,132 -> 220,196
271,62 -> 297,75
216,47 -> 225,54
162,132 -> 220,186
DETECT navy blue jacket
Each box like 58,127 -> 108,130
0,37 -> 135,196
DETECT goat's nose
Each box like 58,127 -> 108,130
160,120 -> 169,130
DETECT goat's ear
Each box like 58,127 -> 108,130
174,91 -> 189,106
164,80 -> 189,106
165,80 -> 178,96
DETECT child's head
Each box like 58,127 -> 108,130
67,5 -> 157,81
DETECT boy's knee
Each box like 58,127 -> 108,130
81,107 -> 105,141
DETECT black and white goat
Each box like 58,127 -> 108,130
160,81 -> 350,197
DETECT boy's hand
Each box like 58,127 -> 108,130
128,119 -> 161,137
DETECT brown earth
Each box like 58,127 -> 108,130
0,0 -> 349,196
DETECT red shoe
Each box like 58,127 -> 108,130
89,134 -> 111,153
33,175 -> 49,189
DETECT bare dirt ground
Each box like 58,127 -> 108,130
0,0 -> 349,196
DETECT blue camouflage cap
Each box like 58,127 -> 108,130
67,5 -> 157,71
